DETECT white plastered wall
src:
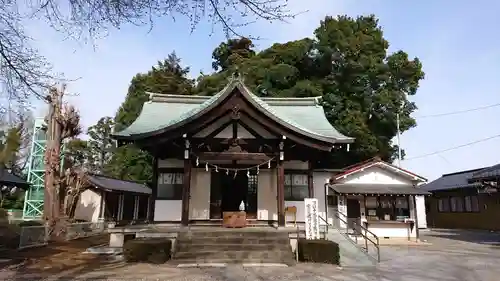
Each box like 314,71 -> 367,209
154,159 -> 183,221
330,165 -> 423,237
154,159 -> 214,221
154,159 -> 330,224
74,188 -> 102,222
337,166 -> 412,185
257,160 -> 330,225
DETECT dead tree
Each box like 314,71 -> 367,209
43,85 -> 82,237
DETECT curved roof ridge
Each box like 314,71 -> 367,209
237,83 -> 337,140
147,92 -> 322,106
260,97 -> 320,107
113,79 -> 354,145
148,92 -> 209,100
149,95 -> 208,104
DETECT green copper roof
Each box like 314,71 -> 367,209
113,79 -> 354,144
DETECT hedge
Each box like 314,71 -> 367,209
18,220 -> 44,227
0,208 -> 7,220
297,238 -> 340,265
123,238 -> 172,264
0,223 -> 19,249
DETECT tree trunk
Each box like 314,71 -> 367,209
44,88 -> 64,241
43,85 -> 82,241
67,193 -> 81,219
52,107 -> 62,220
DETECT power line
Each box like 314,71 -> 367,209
404,134 -> 500,161
417,103 -> 500,119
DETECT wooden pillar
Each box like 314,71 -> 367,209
277,160 -> 285,227
117,194 -> 124,221
411,194 -> 420,241
133,196 -> 139,220
146,196 -> 151,221
181,159 -> 192,226
308,161 -> 314,198
181,135 -> 191,226
98,191 -> 106,220
149,157 -> 158,222
277,136 -> 285,227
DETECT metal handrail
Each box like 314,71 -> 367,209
335,211 -> 379,244
320,212 -> 380,263
295,223 -> 300,262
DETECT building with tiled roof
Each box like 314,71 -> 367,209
423,165 -> 500,230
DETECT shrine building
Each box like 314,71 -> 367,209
111,76 -> 354,227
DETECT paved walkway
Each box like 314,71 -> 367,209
2,229 -> 499,280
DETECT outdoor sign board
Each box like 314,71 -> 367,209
304,198 -> 320,240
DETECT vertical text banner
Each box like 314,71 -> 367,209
304,198 -> 320,240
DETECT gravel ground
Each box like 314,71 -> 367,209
1,229 -> 499,281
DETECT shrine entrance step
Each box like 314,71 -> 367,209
188,220 -> 274,227
171,229 -> 295,265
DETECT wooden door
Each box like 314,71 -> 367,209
209,172 -> 223,219
347,199 -> 361,234
246,173 -> 258,219
347,199 -> 361,218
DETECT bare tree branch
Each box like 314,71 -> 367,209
0,0 -> 295,106
0,0 -> 56,106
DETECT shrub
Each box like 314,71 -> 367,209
0,222 -> 20,249
123,238 -> 172,264
297,238 -> 340,265
0,208 -> 7,221
18,220 -> 44,227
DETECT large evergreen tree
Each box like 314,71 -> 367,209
195,15 -> 424,166
107,53 -> 194,182
316,16 -> 423,164
0,127 -> 22,209
107,15 -> 424,178
87,117 -> 115,173
65,116 -> 116,173
212,37 -> 256,71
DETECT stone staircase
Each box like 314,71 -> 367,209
171,229 -> 295,265
326,228 -> 376,267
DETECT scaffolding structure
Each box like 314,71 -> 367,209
22,118 -> 47,219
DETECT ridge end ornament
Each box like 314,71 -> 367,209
231,104 -> 241,119
229,67 -> 241,82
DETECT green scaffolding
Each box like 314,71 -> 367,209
22,118 -> 66,219
22,118 -> 46,219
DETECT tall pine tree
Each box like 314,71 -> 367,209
87,117 -> 115,173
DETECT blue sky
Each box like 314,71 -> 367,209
24,0 -> 500,181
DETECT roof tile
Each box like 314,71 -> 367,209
421,168 -> 484,191
114,79 -> 353,143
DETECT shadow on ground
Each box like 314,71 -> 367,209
423,229 -> 500,246
2,234 -> 128,280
